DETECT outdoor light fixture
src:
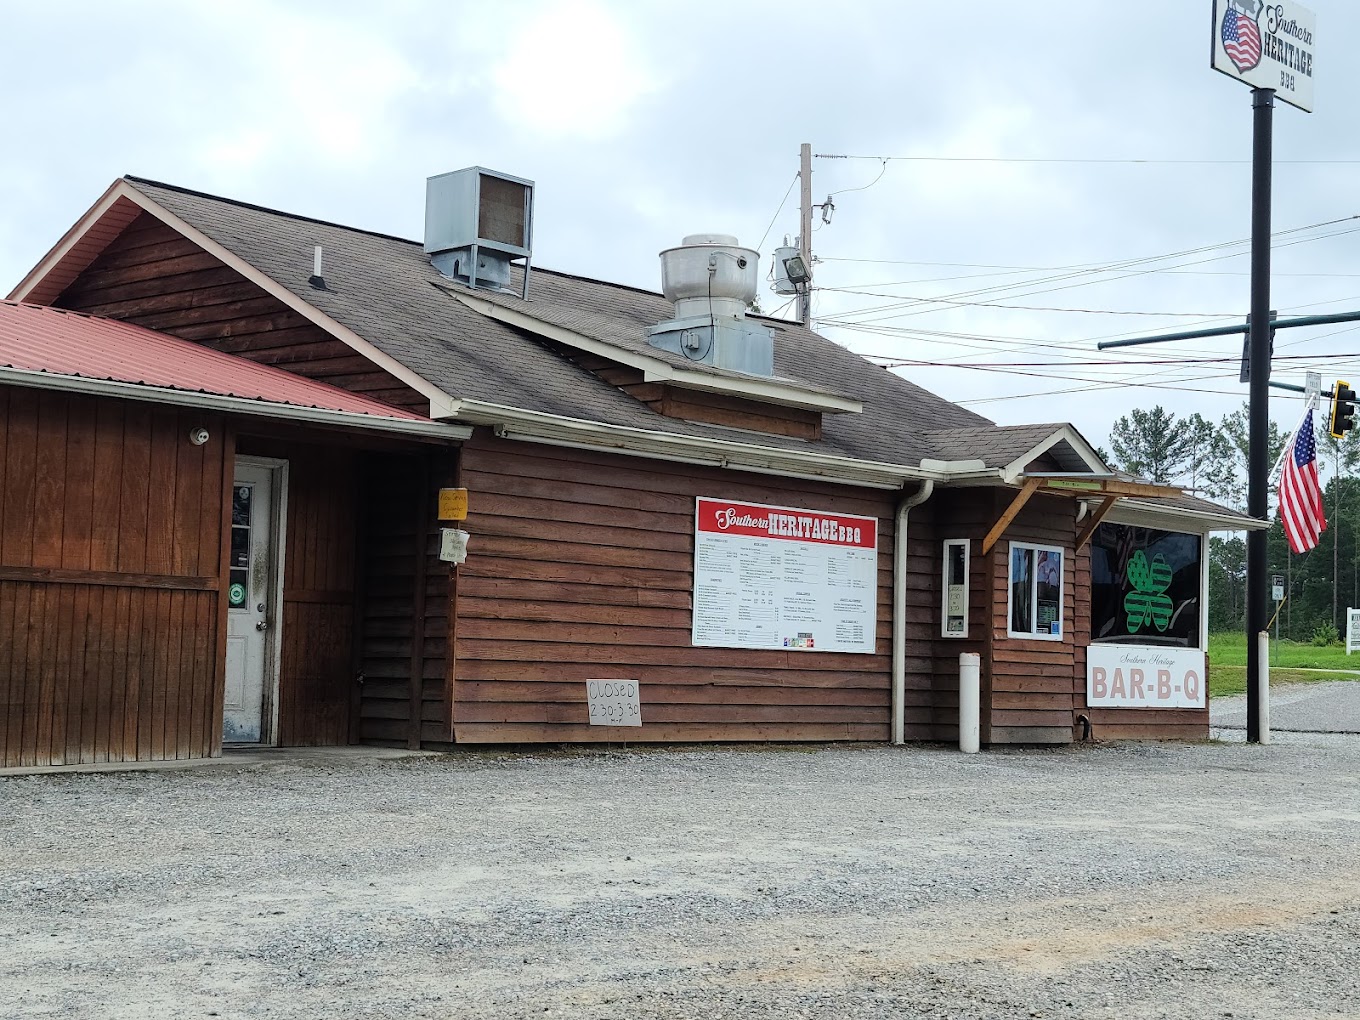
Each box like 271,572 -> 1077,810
782,254 -> 811,286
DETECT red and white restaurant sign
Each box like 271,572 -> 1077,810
692,497 -> 879,654
1086,645 -> 1206,710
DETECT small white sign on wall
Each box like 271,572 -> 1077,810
586,680 -> 642,727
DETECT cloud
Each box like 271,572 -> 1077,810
490,0 -> 659,140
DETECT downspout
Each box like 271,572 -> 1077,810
893,479 -> 936,744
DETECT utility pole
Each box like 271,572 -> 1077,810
1244,86 -> 1274,744
798,142 -> 813,326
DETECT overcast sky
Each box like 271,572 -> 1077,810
2,1 -> 1353,455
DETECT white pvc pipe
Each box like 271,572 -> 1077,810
959,652 -> 981,753
1258,630 -> 1271,745
892,480 -> 934,744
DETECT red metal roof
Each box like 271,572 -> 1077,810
0,300 -> 427,421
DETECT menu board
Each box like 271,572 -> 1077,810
692,497 -> 879,654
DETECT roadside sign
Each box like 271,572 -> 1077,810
1348,608 -> 1360,655
1211,0 -> 1317,113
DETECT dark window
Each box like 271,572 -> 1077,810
1009,543 -> 1063,640
1090,523 -> 1201,647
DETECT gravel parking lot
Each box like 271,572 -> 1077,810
4,735 -> 1360,1020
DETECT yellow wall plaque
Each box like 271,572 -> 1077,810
438,487 -> 468,521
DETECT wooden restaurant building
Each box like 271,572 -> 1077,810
0,170 -> 1251,769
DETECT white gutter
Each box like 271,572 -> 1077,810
468,401 -> 935,489
1108,498 -> 1264,532
0,366 -> 472,441
893,479 -> 935,745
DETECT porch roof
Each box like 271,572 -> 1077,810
0,300 -> 465,439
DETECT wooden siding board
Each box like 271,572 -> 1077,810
356,451 -> 451,747
144,419 -> 177,575
977,492 -> 1080,745
33,392 -> 69,569
117,405 -> 153,571
56,216 -> 427,415
451,434 -> 896,745
17,586 -> 41,765
91,401 -> 126,572
95,587 -> 120,762
3,390 -> 39,568
0,574 -> 12,765
123,582 -> 145,760
455,722 -> 888,744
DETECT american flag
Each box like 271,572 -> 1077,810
1279,410 -> 1326,555
1221,5 -> 1263,71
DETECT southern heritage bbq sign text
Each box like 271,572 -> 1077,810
1211,0 -> 1317,113
692,498 -> 878,654
1086,645 -> 1207,710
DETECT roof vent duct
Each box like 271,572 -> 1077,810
648,234 -> 773,376
424,167 -> 534,298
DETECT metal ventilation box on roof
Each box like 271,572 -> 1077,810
424,167 -> 535,297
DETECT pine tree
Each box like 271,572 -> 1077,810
1108,406 -> 1194,484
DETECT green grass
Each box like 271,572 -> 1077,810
1207,632 -> 1360,669
1207,632 -> 1360,697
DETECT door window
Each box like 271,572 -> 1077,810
229,484 -> 253,610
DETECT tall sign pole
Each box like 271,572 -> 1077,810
1210,0 -> 1316,743
1246,85 -> 1274,744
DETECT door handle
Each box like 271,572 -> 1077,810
255,620 -> 268,632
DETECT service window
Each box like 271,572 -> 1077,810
1089,523 -> 1202,648
941,539 -> 970,637
1009,542 -> 1063,640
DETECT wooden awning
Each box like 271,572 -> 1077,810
981,474 -> 1184,554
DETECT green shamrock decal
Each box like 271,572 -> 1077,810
1124,550 -> 1173,633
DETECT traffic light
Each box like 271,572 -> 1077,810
1330,380 -> 1356,439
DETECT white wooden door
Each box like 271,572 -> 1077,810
223,462 -> 277,743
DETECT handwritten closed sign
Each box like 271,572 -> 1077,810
586,680 -> 642,727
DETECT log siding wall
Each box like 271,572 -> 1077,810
357,450 -> 456,747
983,492 -> 1082,745
0,387 -> 229,767
237,438 -> 362,747
449,432 -> 920,744
54,212 -> 428,414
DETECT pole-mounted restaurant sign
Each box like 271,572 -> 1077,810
1211,0 -> 1317,111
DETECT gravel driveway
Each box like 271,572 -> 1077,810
3,736 -> 1360,1020
1212,679 -> 1360,733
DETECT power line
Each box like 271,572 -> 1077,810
815,288 -> 1237,318
815,153 -> 1360,166
955,374 -> 1250,405
820,222 -> 1360,327
828,159 -> 888,198
869,352 -> 1360,369
818,258 -> 1360,281
756,173 -> 799,254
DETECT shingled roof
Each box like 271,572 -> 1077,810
107,176 -> 1082,471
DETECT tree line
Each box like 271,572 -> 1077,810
1102,403 -> 1360,641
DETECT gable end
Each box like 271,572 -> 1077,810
53,212 -> 430,415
